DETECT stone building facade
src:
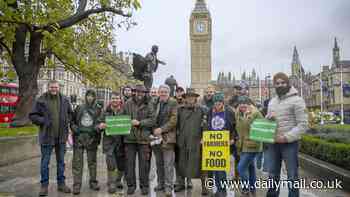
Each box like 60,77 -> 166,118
213,70 -> 274,105
310,38 -> 350,112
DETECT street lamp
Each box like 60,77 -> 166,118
320,67 -> 324,125
258,76 -> 262,104
300,66 -> 303,98
266,73 -> 271,100
340,63 -> 344,125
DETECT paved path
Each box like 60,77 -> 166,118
0,148 -> 348,197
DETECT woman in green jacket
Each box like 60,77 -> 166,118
235,96 -> 263,197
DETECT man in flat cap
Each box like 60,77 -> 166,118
175,88 -> 209,195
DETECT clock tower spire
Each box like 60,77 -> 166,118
190,0 -> 212,95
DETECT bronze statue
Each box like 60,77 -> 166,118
132,45 -> 166,89
165,75 -> 178,97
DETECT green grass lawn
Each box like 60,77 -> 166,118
0,125 -> 39,137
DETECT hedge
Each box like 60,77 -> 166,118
300,135 -> 350,171
0,126 -> 39,137
316,124 -> 350,133
311,132 -> 350,144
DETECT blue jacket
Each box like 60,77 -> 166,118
29,92 -> 73,145
207,105 -> 238,156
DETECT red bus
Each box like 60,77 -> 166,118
0,83 -> 19,123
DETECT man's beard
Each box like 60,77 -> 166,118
276,86 -> 291,97
185,103 -> 196,109
135,95 -> 144,103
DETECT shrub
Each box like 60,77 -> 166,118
312,132 -> 350,144
316,124 -> 350,133
0,126 -> 39,137
300,135 -> 350,171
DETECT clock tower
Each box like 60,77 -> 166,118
190,0 -> 212,95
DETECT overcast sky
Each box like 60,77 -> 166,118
114,0 -> 350,88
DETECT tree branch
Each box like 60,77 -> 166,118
0,38 -> 12,57
103,58 -> 129,74
58,7 -> 131,29
52,52 -> 81,75
43,7 -> 131,32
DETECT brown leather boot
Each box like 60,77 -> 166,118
72,184 -> 81,195
38,185 -> 48,196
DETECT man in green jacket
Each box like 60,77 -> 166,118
123,84 -> 156,195
29,80 -> 73,196
70,90 -> 103,195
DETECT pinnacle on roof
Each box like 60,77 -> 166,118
292,46 -> 301,66
334,37 -> 339,49
193,0 -> 208,13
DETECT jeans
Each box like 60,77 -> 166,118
263,147 -> 271,172
40,143 -> 66,186
256,152 -> 263,169
265,141 -> 300,197
213,171 -> 227,192
237,152 -> 258,192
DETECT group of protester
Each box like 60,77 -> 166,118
30,71 -> 308,197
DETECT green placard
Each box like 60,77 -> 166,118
249,118 -> 277,143
105,115 -> 131,136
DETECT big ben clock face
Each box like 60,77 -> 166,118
195,21 -> 207,33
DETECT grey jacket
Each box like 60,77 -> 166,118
268,87 -> 308,142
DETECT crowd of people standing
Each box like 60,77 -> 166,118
30,71 -> 308,197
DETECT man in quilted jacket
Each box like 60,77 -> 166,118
265,72 -> 308,197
